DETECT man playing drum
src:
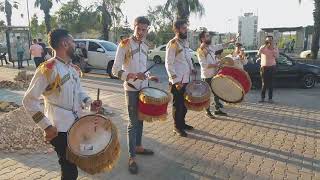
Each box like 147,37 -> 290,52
23,29 -> 93,180
197,30 -> 235,118
165,20 -> 197,137
226,42 -> 248,69
112,16 -> 159,174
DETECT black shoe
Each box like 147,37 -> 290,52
268,99 -> 274,103
217,102 -> 224,108
258,99 -> 265,103
184,124 -> 194,131
173,128 -> 187,137
214,110 -> 227,116
206,111 -> 215,119
128,161 -> 138,174
136,148 -> 154,155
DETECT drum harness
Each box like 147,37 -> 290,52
45,70 -> 80,121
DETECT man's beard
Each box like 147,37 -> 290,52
179,32 -> 188,39
205,39 -> 212,45
67,48 -> 76,62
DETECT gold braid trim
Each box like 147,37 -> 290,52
32,111 -> 45,123
66,115 -> 120,175
39,60 -> 62,96
138,112 -> 168,122
184,81 -> 211,103
120,38 -> 132,65
139,88 -> 172,105
185,100 -> 210,111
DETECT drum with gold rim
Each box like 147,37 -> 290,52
211,66 -> 251,103
66,114 -> 120,175
184,80 -> 211,111
138,87 -> 171,122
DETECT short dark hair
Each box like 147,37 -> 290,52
134,16 -> 150,26
32,39 -> 37,43
173,19 -> 188,31
266,35 -> 273,39
38,38 -> 42,42
17,36 -> 20,39
48,29 -> 70,49
199,30 -> 207,43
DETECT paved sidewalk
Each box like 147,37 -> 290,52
0,66 -> 320,180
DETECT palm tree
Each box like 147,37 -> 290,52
96,0 -> 124,40
34,0 -> 60,33
299,0 -> 320,59
0,0 -> 19,26
164,0 -> 205,21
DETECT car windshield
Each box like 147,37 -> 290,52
99,41 -> 117,51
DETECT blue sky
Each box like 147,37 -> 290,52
1,0 -> 315,33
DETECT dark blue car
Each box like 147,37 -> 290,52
244,50 -> 320,89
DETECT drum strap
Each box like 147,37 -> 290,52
46,100 -> 79,121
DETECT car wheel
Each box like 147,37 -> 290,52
302,74 -> 315,88
107,61 -> 117,79
153,56 -> 162,64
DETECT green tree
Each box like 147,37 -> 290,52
96,0 -> 124,40
56,0 -> 81,33
299,0 -> 320,59
30,14 -> 39,38
147,5 -> 175,46
164,0 -> 204,21
34,0 -> 60,33
0,0 -> 19,26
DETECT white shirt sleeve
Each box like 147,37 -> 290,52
165,43 -> 179,84
22,69 -> 52,130
209,44 -> 224,53
112,45 -> 129,81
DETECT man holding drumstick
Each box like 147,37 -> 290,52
197,30 -> 236,118
112,16 -> 159,174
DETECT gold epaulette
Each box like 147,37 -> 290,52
71,64 -> 83,77
39,59 -> 61,96
120,38 -> 130,48
38,59 -> 56,81
197,47 -> 208,59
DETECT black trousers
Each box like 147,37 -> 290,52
203,78 -> 221,112
170,84 -> 187,130
260,66 -> 276,100
50,132 -> 78,180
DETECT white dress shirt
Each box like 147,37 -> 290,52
23,58 -> 91,132
165,38 -> 195,84
112,37 -> 150,91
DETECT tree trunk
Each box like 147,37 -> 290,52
44,11 -> 51,34
102,1 -> 109,40
176,0 -> 189,21
311,0 -> 320,59
5,13 -> 11,26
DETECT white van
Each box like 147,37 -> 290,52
74,39 -> 117,77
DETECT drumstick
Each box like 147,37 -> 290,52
97,88 -> 100,101
133,63 -> 157,81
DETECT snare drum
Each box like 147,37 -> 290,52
66,114 -> 120,175
138,87 -> 171,122
211,66 -> 251,103
184,80 -> 211,111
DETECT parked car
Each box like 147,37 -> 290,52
74,39 -> 117,77
299,50 -> 320,59
243,50 -> 320,89
148,44 -> 198,64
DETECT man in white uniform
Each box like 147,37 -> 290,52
197,30 -> 235,118
165,20 -> 197,137
23,29 -> 92,180
112,16 -> 159,174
